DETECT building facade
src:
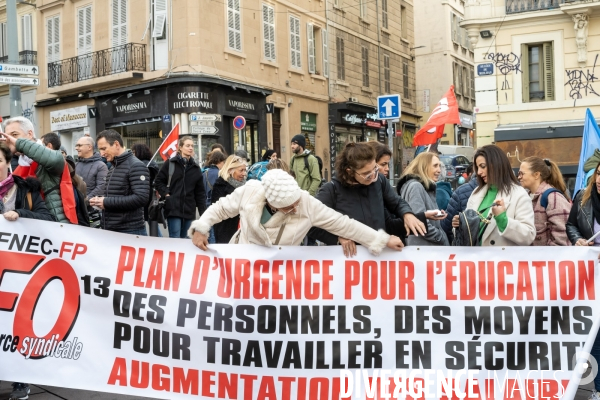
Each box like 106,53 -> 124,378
0,0 -> 39,130
33,0 -> 331,166
463,0 -> 600,187
414,0 -> 475,147
325,0 -> 419,177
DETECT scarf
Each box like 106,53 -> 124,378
228,177 -> 246,189
590,186 -> 600,226
0,174 -> 15,199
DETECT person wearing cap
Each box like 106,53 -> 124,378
290,134 -> 321,196
189,169 -> 405,256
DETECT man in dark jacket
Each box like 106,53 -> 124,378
75,136 -> 108,199
90,130 -> 150,235
441,175 -> 478,242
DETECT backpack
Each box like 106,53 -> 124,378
291,154 -> 324,189
540,188 -> 566,208
247,161 -> 270,181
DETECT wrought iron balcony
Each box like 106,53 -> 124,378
48,43 -> 146,88
506,0 -> 563,14
0,51 -> 37,65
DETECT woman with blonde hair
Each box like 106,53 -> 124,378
154,136 -> 206,238
518,156 -> 571,246
210,155 -> 247,243
397,152 -> 449,246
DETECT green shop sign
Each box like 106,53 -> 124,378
301,112 -> 317,132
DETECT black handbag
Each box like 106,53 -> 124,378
452,203 -> 496,246
148,160 -> 175,227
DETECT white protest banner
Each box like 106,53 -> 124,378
0,218 -> 598,400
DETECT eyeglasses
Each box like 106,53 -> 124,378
355,165 -> 379,181
75,143 -> 91,148
517,171 -> 524,178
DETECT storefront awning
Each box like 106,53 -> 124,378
494,118 -> 600,141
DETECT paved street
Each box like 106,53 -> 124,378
0,380 -> 596,400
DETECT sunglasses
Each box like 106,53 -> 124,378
354,165 -> 379,181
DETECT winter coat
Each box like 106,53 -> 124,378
189,180 -> 391,253
155,154 -> 206,220
436,181 -> 452,210
441,178 -> 478,241
566,190 -> 594,244
465,183 -> 535,246
10,176 -> 55,221
290,150 -> 321,196
76,152 -> 108,199
530,182 -> 571,246
101,151 -> 150,232
203,165 -> 220,207
397,174 -> 449,246
210,177 -> 238,243
584,149 -> 600,172
16,138 -> 68,223
308,174 -> 414,245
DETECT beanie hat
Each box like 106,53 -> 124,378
261,169 -> 302,208
262,149 -> 275,161
291,134 -> 306,150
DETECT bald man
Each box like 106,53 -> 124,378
75,136 -> 108,199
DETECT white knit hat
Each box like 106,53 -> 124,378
261,169 -> 302,208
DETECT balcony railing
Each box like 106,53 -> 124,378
506,0 -> 563,14
48,43 -> 146,88
0,50 -> 37,65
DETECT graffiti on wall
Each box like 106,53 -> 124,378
486,52 -> 522,91
565,54 -> 600,107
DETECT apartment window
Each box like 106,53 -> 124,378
451,13 -> 458,44
77,6 -> 92,55
384,54 -> 390,93
290,15 -> 301,68
453,62 -> 461,95
322,29 -> 328,77
152,0 -> 166,39
0,23 -> 6,58
462,66 -> 468,99
21,14 -> 32,51
262,4 -> 275,61
227,0 -> 242,51
112,0 -> 127,46
400,6 -> 407,39
46,16 -> 60,63
307,23 -> 316,73
470,68 -> 475,98
403,61 -> 409,99
360,0 -> 367,19
336,36 -> 345,80
522,42 -> 554,102
361,46 -> 369,87
382,0 -> 388,29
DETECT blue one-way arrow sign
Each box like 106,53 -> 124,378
377,94 -> 401,120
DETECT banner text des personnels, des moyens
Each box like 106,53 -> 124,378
0,218 -> 598,400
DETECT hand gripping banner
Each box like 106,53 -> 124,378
0,218 -> 598,400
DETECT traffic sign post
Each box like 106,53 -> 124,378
0,76 -> 39,86
377,94 -> 401,120
190,114 -> 219,122
233,116 -> 246,151
0,63 -> 39,75
190,125 -> 219,134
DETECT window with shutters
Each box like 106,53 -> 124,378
360,0 -> 367,20
322,29 -> 328,77
307,23 -> 315,73
384,54 -> 390,93
262,4 -> 275,61
470,68 -> 475,98
21,14 -> 32,51
462,65 -> 468,99
289,15 -> 301,68
77,6 -> 92,55
400,6 -> 407,39
0,23 -> 7,58
453,62 -> 461,95
46,16 -> 60,63
112,0 -> 127,47
521,42 -> 554,102
336,36 -> 345,80
451,13 -> 458,44
152,0 -> 167,39
381,0 -> 388,29
361,46 -> 369,87
403,61 -> 409,99
227,0 -> 242,51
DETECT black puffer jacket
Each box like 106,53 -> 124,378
566,190 -> 594,244
12,176 -> 55,221
210,177 -> 238,243
76,152 -> 108,199
441,177 -> 478,241
308,174 -> 414,245
101,151 -> 150,232
155,154 -> 206,220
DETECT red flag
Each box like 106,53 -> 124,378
412,86 -> 461,146
158,123 -> 180,161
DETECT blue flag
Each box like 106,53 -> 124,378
575,108 -> 600,196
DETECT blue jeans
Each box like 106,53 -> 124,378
208,227 -> 216,244
167,217 -> 193,239
120,227 -> 148,236
592,331 -> 600,390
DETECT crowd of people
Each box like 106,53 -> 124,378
2,115 -> 600,399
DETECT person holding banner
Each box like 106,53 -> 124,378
154,136 -> 206,239
452,145 -> 535,246
518,157 -> 571,246
189,168 -> 405,256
